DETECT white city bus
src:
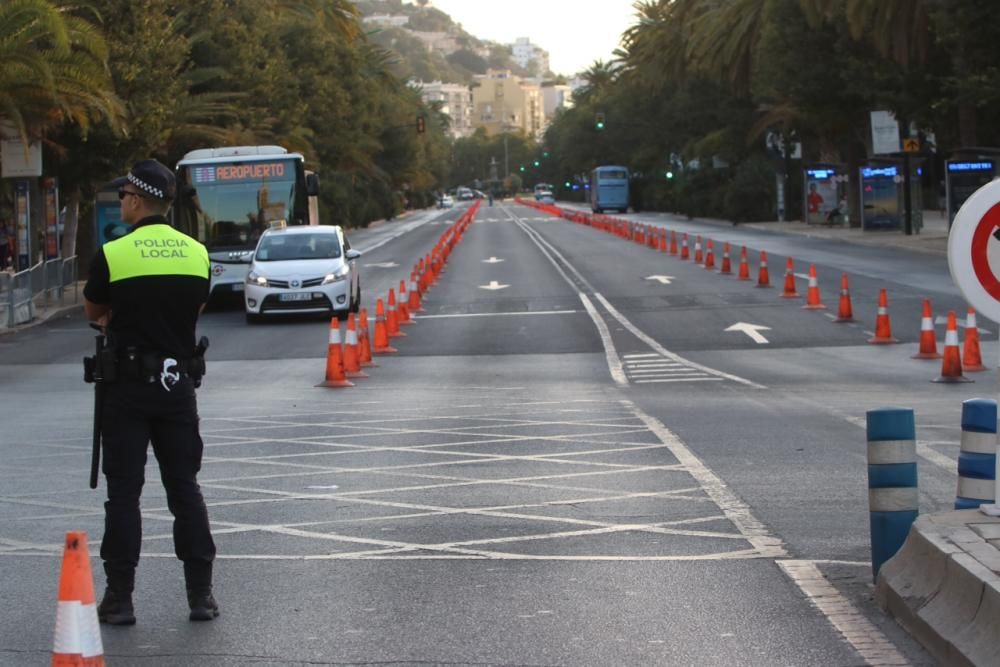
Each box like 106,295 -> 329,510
174,146 -> 319,298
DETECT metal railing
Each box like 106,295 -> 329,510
0,256 -> 78,329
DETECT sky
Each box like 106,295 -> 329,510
426,0 -> 642,75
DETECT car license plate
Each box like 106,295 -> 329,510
280,292 -> 312,302
231,283 -> 244,292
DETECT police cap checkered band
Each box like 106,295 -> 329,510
109,159 -> 176,201
128,172 -> 164,198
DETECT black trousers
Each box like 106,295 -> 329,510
100,376 -> 215,590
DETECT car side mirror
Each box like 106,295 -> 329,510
346,249 -> 361,260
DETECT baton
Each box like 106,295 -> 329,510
89,325 -> 104,489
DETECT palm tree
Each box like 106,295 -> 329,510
0,0 -> 121,143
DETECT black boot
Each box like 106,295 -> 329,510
97,588 -> 135,626
187,588 -> 220,621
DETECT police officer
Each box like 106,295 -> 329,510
84,159 -> 218,625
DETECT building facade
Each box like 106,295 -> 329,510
418,81 -> 474,138
511,37 -> 551,75
470,70 -> 544,140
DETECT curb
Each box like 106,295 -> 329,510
876,511 -> 1000,666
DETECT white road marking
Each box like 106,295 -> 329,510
724,322 -> 772,344
597,295 -> 767,389
415,310 -> 580,320
505,206 -> 761,388
479,280 -> 509,290
483,257 -> 505,263
579,293 -> 628,386
645,275 -> 675,284
778,560 -> 910,666
624,400 -> 787,558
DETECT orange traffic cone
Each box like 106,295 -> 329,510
387,288 -> 406,337
802,264 -> 826,310
358,307 -> 376,367
52,532 -> 104,666
373,298 -> 398,354
781,258 -> 800,298
321,318 -> 353,387
756,250 -> 771,288
834,274 -> 856,322
934,310 -> 972,383
694,236 -> 703,263
704,239 -> 715,269
912,299 -> 941,359
964,307 -> 987,371
738,246 -> 750,281
659,229 -> 668,252
869,288 -> 899,344
398,280 -> 414,325
719,243 -> 732,274
342,313 -> 367,378
408,273 -> 423,313
681,234 -> 690,260
669,230 -> 678,255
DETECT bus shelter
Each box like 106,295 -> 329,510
946,152 -> 997,227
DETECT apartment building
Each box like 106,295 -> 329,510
511,37 -> 551,75
418,81 -> 474,138
471,70 -> 544,140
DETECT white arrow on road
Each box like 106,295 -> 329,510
483,256 -> 505,264
364,262 -> 399,268
645,275 -> 676,285
725,322 -> 772,344
479,280 -> 509,291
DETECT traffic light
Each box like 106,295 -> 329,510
519,165 -> 525,172
595,112 -> 605,130
416,115 -> 426,134
665,171 -> 674,180
533,160 -> 540,167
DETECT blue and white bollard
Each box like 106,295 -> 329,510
867,407 -> 918,581
956,398 -> 997,509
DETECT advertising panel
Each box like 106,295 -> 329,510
804,166 -> 847,225
946,159 -> 996,227
860,165 -> 902,230
94,190 -> 128,246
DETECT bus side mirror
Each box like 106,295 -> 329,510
306,173 -> 320,197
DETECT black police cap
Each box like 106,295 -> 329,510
110,159 -> 176,201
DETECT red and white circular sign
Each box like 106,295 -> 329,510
949,179 -> 1000,323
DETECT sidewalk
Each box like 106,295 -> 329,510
0,280 -> 84,335
877,511 -> 1000,666
683,210 -> 950,257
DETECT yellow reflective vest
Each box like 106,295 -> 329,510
104,223 -> 208,283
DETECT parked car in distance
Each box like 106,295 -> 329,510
438,194 -> 454,208
244,224 -> 361,323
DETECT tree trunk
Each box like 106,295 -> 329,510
958,100 -> 977,147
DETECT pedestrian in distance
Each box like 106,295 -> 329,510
83,159 -> 219,625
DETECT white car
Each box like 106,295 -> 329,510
438,194 -> 454,209
243,225 -> 361,323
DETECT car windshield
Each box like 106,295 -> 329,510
255,233 -> 341,261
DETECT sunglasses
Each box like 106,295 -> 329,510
118,189 -> 145,201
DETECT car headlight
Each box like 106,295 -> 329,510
247,271 -> 268,287
322,266 -> 350,284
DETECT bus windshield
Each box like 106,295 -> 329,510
176,158 -> 302,252
595,169 -> 627,181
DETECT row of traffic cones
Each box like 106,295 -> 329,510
521,200 -> 990,384
321,201 -> 481,388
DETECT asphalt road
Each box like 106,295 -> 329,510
1,200 -> 987,665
